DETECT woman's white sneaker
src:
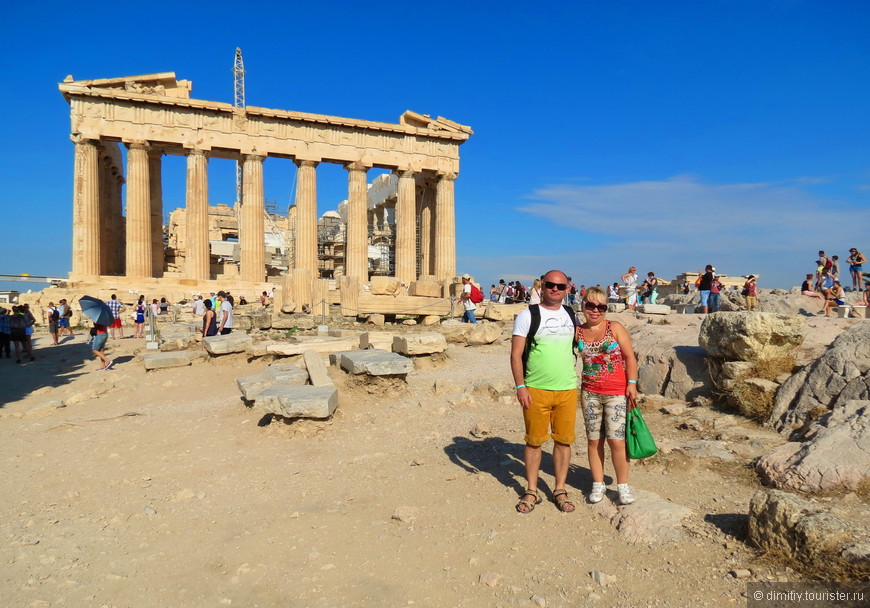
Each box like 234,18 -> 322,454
588,482 -> 606,504
617,483 -> 635,505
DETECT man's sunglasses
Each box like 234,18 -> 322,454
584,302 -> 608,313
544,281 -> 567,291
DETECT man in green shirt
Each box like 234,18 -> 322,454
510,269 -> 579,513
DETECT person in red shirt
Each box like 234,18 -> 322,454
576,286 -> 639,505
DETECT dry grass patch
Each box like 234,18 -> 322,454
754,547 -> 870,582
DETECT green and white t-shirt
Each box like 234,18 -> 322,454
513,305 -> 578,391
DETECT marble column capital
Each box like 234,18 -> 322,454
394,168 -> 415,179
185,147 -> 210,159
294,159 -> 320,169
436,171 -> 458,182
242,153 -> 266,163
125,140 -> 151,152
71,134 -> 100,147
344,161 -> 371,173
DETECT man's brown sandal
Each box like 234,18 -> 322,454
515,489 -> 542,514
553,489 -> 576,513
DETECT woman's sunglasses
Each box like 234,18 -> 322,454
543,281 -> 567,291
584,302 -> 608,313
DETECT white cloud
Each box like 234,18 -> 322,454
510,175 -> 870,287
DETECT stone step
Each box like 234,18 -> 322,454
339,349 -> 413,376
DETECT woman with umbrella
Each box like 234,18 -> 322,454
79,296 -> 114,371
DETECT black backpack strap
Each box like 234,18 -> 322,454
521,304 -> 541,376
562,304 -> 579,328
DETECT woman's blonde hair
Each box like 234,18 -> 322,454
532,278 -> 541,289
584,286 -> 607,302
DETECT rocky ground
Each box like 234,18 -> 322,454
0,309 -> 865,608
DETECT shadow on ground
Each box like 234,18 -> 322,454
444,435 -> 595,499
0,336 -> 98,407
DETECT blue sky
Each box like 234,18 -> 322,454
2,1 -> 869,294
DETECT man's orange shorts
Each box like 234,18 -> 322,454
523,387 -> 578,446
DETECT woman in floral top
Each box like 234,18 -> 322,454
576,286 -> 640,505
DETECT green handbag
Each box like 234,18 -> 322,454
626,408 -> 657,459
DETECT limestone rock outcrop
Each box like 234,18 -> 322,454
756,400 -> 870,493
699,312 -> 805,362
748,489 -> 869,572
769,323 -> 870,433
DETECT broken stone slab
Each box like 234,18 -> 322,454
202,333 -> 253,355
339,349 -> 414,376
236,364 -> 309,401
408,279 -> 443,298
637,304 -> 672,315
159,323 -> 198,338
370,276 -> 402,295
360,331 -> 397,350
265,363 -> 310,384
392,333 -> 447,355
267,336 -> 357,356
482,303 -> 526,322
237,372 -> 279,402
143,351 -> 193,370
258,385 -> 338,420
421,315 -> 441,326
439,322 -> 475,344
467,323 -> 503,346
302,350 -> 332,387
366,314 -> 385,326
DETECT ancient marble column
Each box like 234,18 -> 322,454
71,137 -> 101,279
433,172 -> 457,281
125,142 -> 153,279
240,154 -> 265,283
419,186 -> 433,277
149,150 -> 164,277
344,162 -> 370,281
395,169 -> 416,284
185,148 -> 210,281
293,159 -> 319,277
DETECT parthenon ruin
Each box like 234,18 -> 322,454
59,72 -> 472,313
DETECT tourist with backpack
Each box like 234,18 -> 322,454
510,270 -> 579,514
459,273 -> 479,324
47,302 -> 60,345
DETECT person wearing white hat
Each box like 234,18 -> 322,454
460,274 -> 478,324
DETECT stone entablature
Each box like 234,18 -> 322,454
60,76 -> 470,172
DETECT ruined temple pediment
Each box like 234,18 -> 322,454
399,111 -> 474,135
61,72 -> 192,99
